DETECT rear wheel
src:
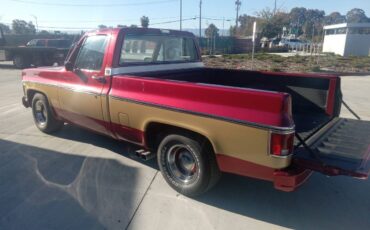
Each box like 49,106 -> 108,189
13,55 -> 29,69
157,133 -> 221,197
31,93 -> 63,133
32,55 -> 44,67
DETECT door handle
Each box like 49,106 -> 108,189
92,75 -> 106,83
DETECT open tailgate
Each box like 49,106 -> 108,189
294,118 -> 370,178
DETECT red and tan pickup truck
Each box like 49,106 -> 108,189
21,28 -> 370,196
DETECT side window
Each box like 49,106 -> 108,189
36,40 -> 46,47
75,36 -> 108,71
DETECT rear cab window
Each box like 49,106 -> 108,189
119,34 -> 199,65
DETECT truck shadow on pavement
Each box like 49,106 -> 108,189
197,166 -> 370,229
54,124 -> 159,169
4,123 -> 369,229
0,138 -> 144,230
56,124 -> 370,229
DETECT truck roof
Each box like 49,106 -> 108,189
94,27 -> 196,37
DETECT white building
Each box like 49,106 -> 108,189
323,23 -> 370,56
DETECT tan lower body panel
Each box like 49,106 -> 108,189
23,82 -> 61,111
109,98 -> 292,169
58,88 -> 103,121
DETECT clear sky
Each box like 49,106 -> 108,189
1,0 -> 370,32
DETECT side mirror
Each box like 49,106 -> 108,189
65,61 -> 73,71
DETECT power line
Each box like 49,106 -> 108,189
2,16 -> 227,26
33,17 -> 196,30
38,16 -> 183,23
2,16 -> 228,23
151,17 -> 196,25
202,17 -> 234,21
38,26 -> 96,30
9,0 -> 178,7
2,15 -> 233,32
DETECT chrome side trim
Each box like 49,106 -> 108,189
111,62 -> 204,75
22,81 -> 101,96
109,95 -> 295,133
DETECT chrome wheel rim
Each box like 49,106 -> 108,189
166,144 -> 198,184
34,100 -> 47,125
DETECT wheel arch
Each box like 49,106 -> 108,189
26,89 -> 57,117
27,89 -> 46,108
144,121 -> 218,156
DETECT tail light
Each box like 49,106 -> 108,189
270,132 -> 294,157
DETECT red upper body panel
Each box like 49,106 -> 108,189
109,75 -> 294,129
22,27 -> 338,132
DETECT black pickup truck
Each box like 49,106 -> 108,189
0,27 -> 71,68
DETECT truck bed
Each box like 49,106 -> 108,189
133,67 -> 340,138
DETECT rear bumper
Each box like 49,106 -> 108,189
273,168 -> 313,192
216,154 -> 312,192
22,96 -> 30,108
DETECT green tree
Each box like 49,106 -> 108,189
237,14 -> 259,36
205,23 -> 219,38
98,24 -> 108,29
12,20 -> 36,34
0,23 -> 11,34
140,16 -> 149,28
324,12 -> 346,25
229,25 -> 236,36
289,7 -> 307,36
346,8 -> 369,23
38,30 -> 50,35
258,9 -> 290,38
302,9 -> 325,38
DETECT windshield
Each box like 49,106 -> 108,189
119,34 -> 199,65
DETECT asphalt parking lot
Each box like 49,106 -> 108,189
0,65 -> 369,230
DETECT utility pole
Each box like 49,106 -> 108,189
199,0 -> 202,38
180,0 -> 182,30
31,14 -> 38,33
274,0 -> 277,15
235,0 -> 241,28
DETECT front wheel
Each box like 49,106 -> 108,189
157,134 -> 221,197
31,93 -> 63,133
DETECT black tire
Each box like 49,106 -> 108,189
157,133 -> 221,197
13,55 -> 29,69
31,93 -> 63,133
32,55 -> 44,67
